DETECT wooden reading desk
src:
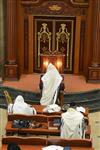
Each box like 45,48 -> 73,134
8,104 -> 89,121
31,104 -> 89,117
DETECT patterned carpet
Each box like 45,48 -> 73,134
0,86 -> 100,112
64,90 -> 100,112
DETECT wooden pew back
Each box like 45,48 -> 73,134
2,136 -> 47,145
2,136 -> 93,148
47,138 -> 92,147
8,114 -> 47,122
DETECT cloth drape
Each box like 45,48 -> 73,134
40,63 -> 62,106
61,108 -> 84,139
13,95 -> 36,115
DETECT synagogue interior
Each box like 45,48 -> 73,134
0,0 -> 100,150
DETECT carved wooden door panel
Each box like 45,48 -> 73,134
34,16 -> 75,73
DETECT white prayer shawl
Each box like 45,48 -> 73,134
61,108 -> 84,139
8,103 -> 13,114
13,95 -> 36,115
40,63 -> 62,106
42,145 -> 63,150
43,104 -> 61,113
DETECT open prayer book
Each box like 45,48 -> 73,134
42,145 -> 70,150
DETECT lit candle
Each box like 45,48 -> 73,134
56,61 -> 62,72
43,61 -> 49,72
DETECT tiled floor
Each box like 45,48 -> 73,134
0,108 -> 7,149
0,108 -> 100,150
2,74 -> 100,93
0,108 -> 7,136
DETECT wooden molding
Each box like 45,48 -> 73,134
4,64 -> 19,80
70,0 -> 89,6
74,16 -> 81,74
21,0 -> 88,16
28,15 -> 33,73
87,67 -> 100,82
21,0 -> 89,7
5,0 -> 19,80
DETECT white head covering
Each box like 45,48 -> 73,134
13,95 -> 36,115
40,63 -> 62,105
61,108 -> 84,139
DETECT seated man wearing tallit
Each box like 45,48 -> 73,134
60,102 -> 85,139
40,63 -> 63,106
12,95 -> 37,115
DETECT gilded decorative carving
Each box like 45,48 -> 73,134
38,23 -> 51,67
49,5 -> 62,11
35,16 -> 75,72
56,24 -> 70,68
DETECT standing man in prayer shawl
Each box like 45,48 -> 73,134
40,63 -> 62,106
61,102 -> 84,139
13,95 -> 37,115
